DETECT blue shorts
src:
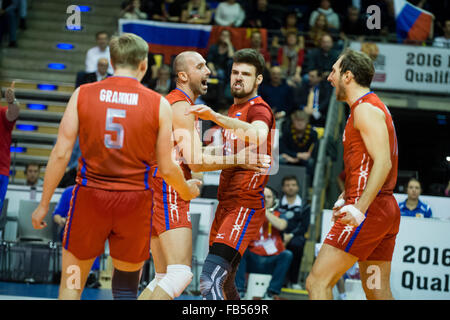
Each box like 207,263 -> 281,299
0,174 -> 9,214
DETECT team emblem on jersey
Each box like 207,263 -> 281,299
235,112 -> 242,117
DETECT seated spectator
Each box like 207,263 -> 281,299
277,31 -> 305,88
0,0 -> 19,47
235,187 -> 293,300
147,64 -> 175,96
279,110 -> 318,175
52,184 -> 101,288
85,31 -> 114,75
272,12 -> 302,55
277,175 -> 310,290
399,178 -> 433,218
245,0 -> 279,30
214,0 -> 245,27
303,33 -> 339,77
339,6 -> 365,42
152,0 -> 183,22
433,19 -> 450,48
249,30 -> 271,70
306,13 -> 329,48
24,162 -> 43,187
309,0 -> 340,32
207,29 -> 234,80
291,68 -> 332,127
120,0 -> 148,20
259,66 -> 293,120
181,0 -> 212,25
76,58 -> 112,88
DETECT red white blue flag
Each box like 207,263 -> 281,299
394,0 -> 434,42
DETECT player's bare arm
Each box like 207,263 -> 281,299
32,88 -> 80,229
339,102 -> 392,226
175,101 -> 270,172
186,104 -> 269,144
4,81 -> 20,121
156,97 -> 201,201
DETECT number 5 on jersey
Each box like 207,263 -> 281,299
104,108 -> 126,149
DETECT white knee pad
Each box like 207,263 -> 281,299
146,272 -> 166,292
157,265 -> 193,299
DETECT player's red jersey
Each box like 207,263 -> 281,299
343,91 -> 398,204
151,88 -> 194,180
76,76 -> 160,190
218,96 -> 275,209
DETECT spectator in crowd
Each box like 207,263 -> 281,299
235,187 -> 293,300
272,12 -> 301,55
181,0 -> 212,25
309,0 -> 340,32
306,13 -> 329,48
245,0 -> 279,30
24,163 -> 43,187
339,6 -> 365,42
52,184 -> 101,288
279,110 -> 318,175
214,0 -> 245,27
399,178 -> 433,218
151,0 -> 183,22
303,33 -> 339,76
140,52 -> 159,86
0,0 -> 19,47
360,42 -> 379,61
76,58 -> 112,88
120,0 -> 148,20
0,82 -> 19,213
292,68 -> 332,127
207,28 -> 234,81
18,0 -> 26,30
249,30 -> 271,70
147,64 -> 175,96
433,19 -> 450,48
85,31 -> 114,75
277,175 -> 310,290
260,66 -> 293,120
277,31 -> 304,88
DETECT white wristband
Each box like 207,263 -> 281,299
339,205 -> 366,226
333,198 -> 345,209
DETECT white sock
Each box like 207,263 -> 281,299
147,272 -> 166,292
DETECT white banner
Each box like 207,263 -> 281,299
321,210 -> 450,299
349,41 -> 450,94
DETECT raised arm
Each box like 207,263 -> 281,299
4,82 -> 20,121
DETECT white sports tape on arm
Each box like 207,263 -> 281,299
333,198 -> 345,209
339,205 -> 366,226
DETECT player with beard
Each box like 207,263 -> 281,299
306,48 -> 400,300
139,51 -> 270,300
187,48 -> 275,300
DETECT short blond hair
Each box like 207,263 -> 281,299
109,33 -> 149,70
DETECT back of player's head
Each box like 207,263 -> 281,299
233,48 -> 265,77
109,33 -> 149,70
339,48 -> 374,88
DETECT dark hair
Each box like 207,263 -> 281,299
339,48 -> 375,88
407,177 -> 421,189
96,31 -> 109,39
233,48 -> 265,77
25,162 -> 41,172
282,175 -> 299,186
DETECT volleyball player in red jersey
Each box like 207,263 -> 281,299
187,49 -> 276,300
139,51 -> 270,300
31,33 -> 200,300
306,49 -> 400,300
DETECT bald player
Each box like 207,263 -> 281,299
139,51 -> 270,300
31,34 -> 200,300
306,48 -> 400,300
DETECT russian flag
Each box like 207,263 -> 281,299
119,20 -> 268,66
394,0 -> 434,42
119,19 -> 212,65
